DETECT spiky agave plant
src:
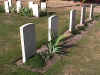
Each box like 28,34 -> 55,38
48,32 -> 67,56
39,32 -> 67,62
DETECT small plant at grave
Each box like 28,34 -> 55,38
80,0 -> 87,6
40,32 -> 67,62
0,5 -> 5,13
40,9 -> 48,17
48,32 -> 67,55
10,7 -> 16,14
19,7 -> 33,17
40,11 -> 48,17
82,0 -> 87,3
25,54 -> 46,68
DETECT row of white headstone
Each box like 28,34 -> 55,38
4,0 -> 21,13
4,0 -> 47,17
20,15 -> 58,63
69,4 -> 94,32
20,4 -> 94,63
28,1 -> 47,17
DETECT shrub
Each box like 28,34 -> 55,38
19,7 -> 33,17
47,33 -> 67,55
39,32 -> 67,62
10,7 -> 16,14
39,8 -> 48,17
0,6 -> 5,13
40,11 -> 48,17
82,0 -> 87,3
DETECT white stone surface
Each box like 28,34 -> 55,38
89,4 -> 94,20
8,0 -> 12,7
4,0 -> 9,13
69,9 -> 76,32
80,6 -> 86,25
48,15 -> 58,41
41,2 -> 47,11
16,0 -> 21,13
20,23 -> 36,63
28,1 -> 33,9
32,4 -> 39,17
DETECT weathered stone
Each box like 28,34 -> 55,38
32,4 -> 39,17
48,15 -> 58,41
8,0 -> 12,7
69,9 -> 76,32
28,1 -> 33,9
89,4 -> 94,20
20,23 -> 36,63
4,0 -> 9,13
41,2 -> 47,11
80,6 -> 86,25
16,0 -> 21,13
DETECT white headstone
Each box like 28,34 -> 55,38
32,4 -> 39,17
69,9 -> 76,32
16,0 -> 21,13
20,23 -> 36,63
41,2 -> 47,11
28,1 -> 33,9
48,15 -> 58,41
80,6 -> 86,25
8,0 -> 12,7
89,4 -> 94,20
4,0 -> 9,13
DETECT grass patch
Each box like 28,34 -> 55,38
0,8 -> 74,74
25,54 -> 45,68
0,7 -> 84,74
44,16 -> 100,75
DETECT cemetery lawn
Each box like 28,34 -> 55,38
0,9 -> 72,75
0,9 -> 82,74
44,14 -> 100,75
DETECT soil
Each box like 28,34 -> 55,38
47,1 -> 100,13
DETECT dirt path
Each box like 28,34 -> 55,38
47,1 -> 100,13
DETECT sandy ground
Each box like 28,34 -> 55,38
47,1 -> 100,13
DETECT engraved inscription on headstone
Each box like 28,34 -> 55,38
41,2 -> 47,11
48,15 -> 58,41
20,23 -> 36,63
